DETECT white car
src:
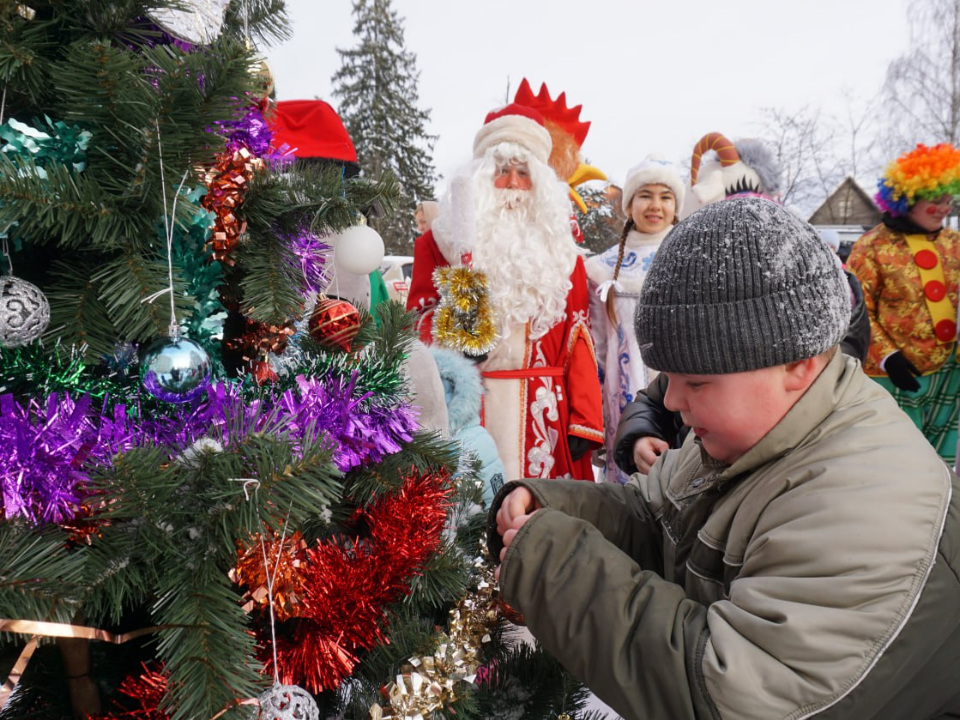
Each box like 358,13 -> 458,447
379,255 -> 414,303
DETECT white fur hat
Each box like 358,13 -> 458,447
622,154 -> 686,215
473,103 -> 552,165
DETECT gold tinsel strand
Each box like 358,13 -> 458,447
369,556 -> 501,719
431,266 -> 498,356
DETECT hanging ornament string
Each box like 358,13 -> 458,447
255,482 -> 288,687
232,478 -> 320,719
138,122 -> 212,404
143,120 -> 190,340
2,237 -> 11,276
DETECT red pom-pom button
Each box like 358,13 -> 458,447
915,249 -> 939,269
935,318 -> 957,342
925,280 -> 947,302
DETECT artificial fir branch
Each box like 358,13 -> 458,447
223,0 -> 291,47
0,155 -> 115,249
153,562 -> 260,720
0,527 -> 86,624
241,160 -> 400,239
0,5 -> 55,104
92,248 -> 192,346
45,258 -> 120,362
236,231 -> 303,324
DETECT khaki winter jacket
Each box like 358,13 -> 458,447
489,353 -> 960,720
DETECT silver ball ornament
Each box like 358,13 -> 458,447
0,275 -> 50,348
258,683 -> 319,720
140,335 -> 212,404
148,0 -> 230,45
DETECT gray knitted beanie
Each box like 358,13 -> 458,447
634,197 -> 850,374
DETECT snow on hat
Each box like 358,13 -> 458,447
473,103 -> 552,165
635,197 -> 850,374
271,99 -> 358,166
622,154 -> 686,215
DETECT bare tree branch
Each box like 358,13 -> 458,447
880,0 -> 960,149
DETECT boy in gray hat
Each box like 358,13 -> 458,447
488,197 -> 960,720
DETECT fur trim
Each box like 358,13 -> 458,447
428,346 -> 484,436
731,139 -> 781,196
473,111 -> 552,166
622,154 -> 686,214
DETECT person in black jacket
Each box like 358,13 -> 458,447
614,269 -> 870,474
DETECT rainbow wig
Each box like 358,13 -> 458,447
876,143 -> 960,216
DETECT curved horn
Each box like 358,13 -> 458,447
690,132 -> 740,186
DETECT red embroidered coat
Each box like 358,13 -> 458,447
406,230 -> 604,480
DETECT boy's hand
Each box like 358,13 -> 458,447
633,437 -> 669,473
495,487 -> 540,580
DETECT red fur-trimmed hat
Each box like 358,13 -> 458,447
472,103 -> 552,165
271,99 -> 358,166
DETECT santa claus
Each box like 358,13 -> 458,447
406,103 -> 603,481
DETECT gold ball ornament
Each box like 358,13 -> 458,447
250,55 -> 275,100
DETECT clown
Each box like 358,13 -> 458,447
847,142 -> 960,466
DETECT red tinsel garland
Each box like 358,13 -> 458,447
100,469 -> 453,713
257,469 -> 454,694
92,662 -> 170,719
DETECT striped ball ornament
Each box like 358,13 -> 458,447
308,297 -> 361,352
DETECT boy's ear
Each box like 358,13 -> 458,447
783,354 -> 827,392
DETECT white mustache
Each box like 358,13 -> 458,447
495,188 -> 528,209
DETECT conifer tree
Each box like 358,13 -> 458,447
332,0 -> 437,255
0,2 -> 606,718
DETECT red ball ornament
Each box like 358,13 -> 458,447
308,297 -> 361,352
494,594 -> 526,626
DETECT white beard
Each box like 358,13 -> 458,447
472,193 -> 578,340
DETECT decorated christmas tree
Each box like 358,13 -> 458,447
0,2 -> 609,719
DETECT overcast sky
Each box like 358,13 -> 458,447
263,0 -> 912,196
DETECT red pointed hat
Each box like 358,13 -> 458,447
472,103 -> 552,165
271,99 -> 357,164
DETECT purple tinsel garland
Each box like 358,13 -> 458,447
0,373 -> 419,526
286,231 -> 330,296
0,394 -> 131,524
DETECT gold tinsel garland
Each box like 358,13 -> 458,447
369,556 -> 500,720
431,266 -> 498,357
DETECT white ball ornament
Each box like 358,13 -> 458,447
333,225 -> 385,276
0,275 -> 50,347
